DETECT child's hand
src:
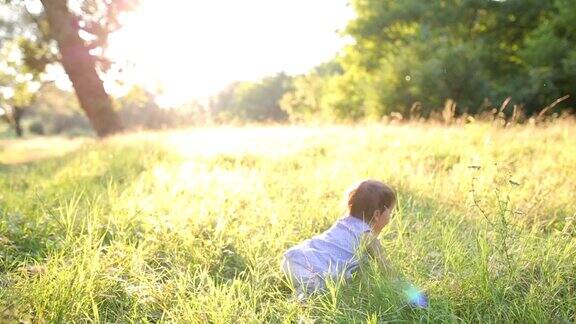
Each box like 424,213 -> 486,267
403,285 -> 428,309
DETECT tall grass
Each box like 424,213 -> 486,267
0,123 -> 574,322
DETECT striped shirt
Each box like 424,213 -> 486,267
284,215 -> 372,279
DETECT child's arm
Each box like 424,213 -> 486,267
364,233 -> 429,308
366,233 -> 400,280
365,233 -> 397,277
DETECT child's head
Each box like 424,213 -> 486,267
347,180 -> 396,233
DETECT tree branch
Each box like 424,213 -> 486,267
537,94 -> 570,119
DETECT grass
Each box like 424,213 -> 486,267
0,122 -> 574,322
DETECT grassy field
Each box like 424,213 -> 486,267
0,122 -> 574,322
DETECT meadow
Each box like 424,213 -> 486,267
0,122 -> 574,322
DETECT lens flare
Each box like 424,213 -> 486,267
404,286 -> 429,309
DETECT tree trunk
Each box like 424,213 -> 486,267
40,0 -> 123,137
13,106 -> 23,137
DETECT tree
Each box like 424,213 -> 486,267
209,82 -> 242,122
117,86 -> 173,129
1,0 -> 140,137
514,0 -> 576,112
0,86 -> 31,137
332,0 -> 574,119
211,73 -> 293,122
0,39 -> 43,137
280,60 -> 343,122
38,0 -> 121,137
28,82 -> 90,135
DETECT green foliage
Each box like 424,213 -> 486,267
310,0 -> 576,120
117,86 -> 209,129
0,123 -> 574,321
27,121 -> 44,134
0,0 -> 140,75
513,0 -> 576,111
116,86 -> 167,129
18,85 -> 211,136
25,83 -> 91,135
211,73 -> 292,122
0,39 -> 42,136
0,40 -> 39,106
0,0 -> 141,137
279,61 -> 343,122
0,1 -> 57,76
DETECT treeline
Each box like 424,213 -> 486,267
2,0 -> 575,137
213,0 -> 575,122
1,84 -> 208,136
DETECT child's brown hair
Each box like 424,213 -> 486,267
347,180 -> 396,222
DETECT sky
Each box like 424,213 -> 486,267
104,0 -> 355,106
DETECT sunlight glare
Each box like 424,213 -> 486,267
108,0 -> 354,106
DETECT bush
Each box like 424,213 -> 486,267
28,121 -> 45,135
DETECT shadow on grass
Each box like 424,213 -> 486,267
0,141 -> 168,272
0,137 -> 89,166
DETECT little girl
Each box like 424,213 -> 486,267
281,180 -> 428,307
